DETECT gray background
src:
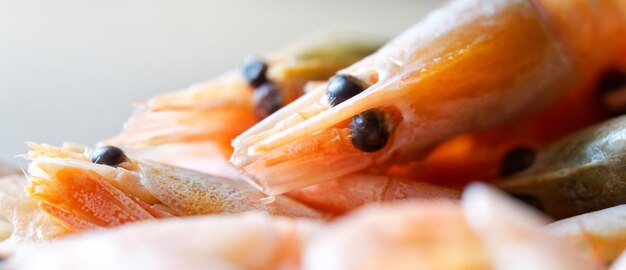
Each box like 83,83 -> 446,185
0,0 -> 441,165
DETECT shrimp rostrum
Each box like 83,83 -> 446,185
231,0 -> 626,195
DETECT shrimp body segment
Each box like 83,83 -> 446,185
232,0 -> 599,195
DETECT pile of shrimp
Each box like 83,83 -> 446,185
2,0 -> 626,269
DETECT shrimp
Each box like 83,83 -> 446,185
546,204 -> 626,263
104,32 -> 383,178
305,184 -> 601,270
24,141 -> 462,223
230,0 -> 626,195
24,142 -> 321,233
5,213 -> 321,270
4,184 -> 602,270
98,30 -> 459,213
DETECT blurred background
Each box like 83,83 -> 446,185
0,0 -> 440,165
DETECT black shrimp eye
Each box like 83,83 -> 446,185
240,57 -> 268,87
253,82 -> 283,119
326,74 -> 366,107
500,146 -> 536,177
349,109 -> 389,152
90,146 -> 128,167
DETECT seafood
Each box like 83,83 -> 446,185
5,0 -> 626,268
231,0 -> 626,195
499,115 -> 626,218
306,184 -> 600,270
105,32 -> 382,177
5,184 -> 602,270
546,204 -> 626,263
24,141 -> 463,225
5,213 -> 321,270
24,142 -> 320,232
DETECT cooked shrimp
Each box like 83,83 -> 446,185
5,184 -> 600,270
24,141 -> 461,225
461,184 -> 602,270
24,142 -> 320,232
304,183 -> 600,270
102,32 -> 381,185
231,0 -> 626,195
546,204 -> 626,263
5,212 -> 321,270
106,32 -> 382,149
305,202 -> 490,270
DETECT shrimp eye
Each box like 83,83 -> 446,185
90,146 -> 128,167
253,82 -> 283,119
326,74 -> 366,107
500,146 -> 535,177
349,109 -> 389,152
241,57 -> 268,87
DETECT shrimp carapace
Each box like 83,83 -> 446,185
232,0 -> 626,195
